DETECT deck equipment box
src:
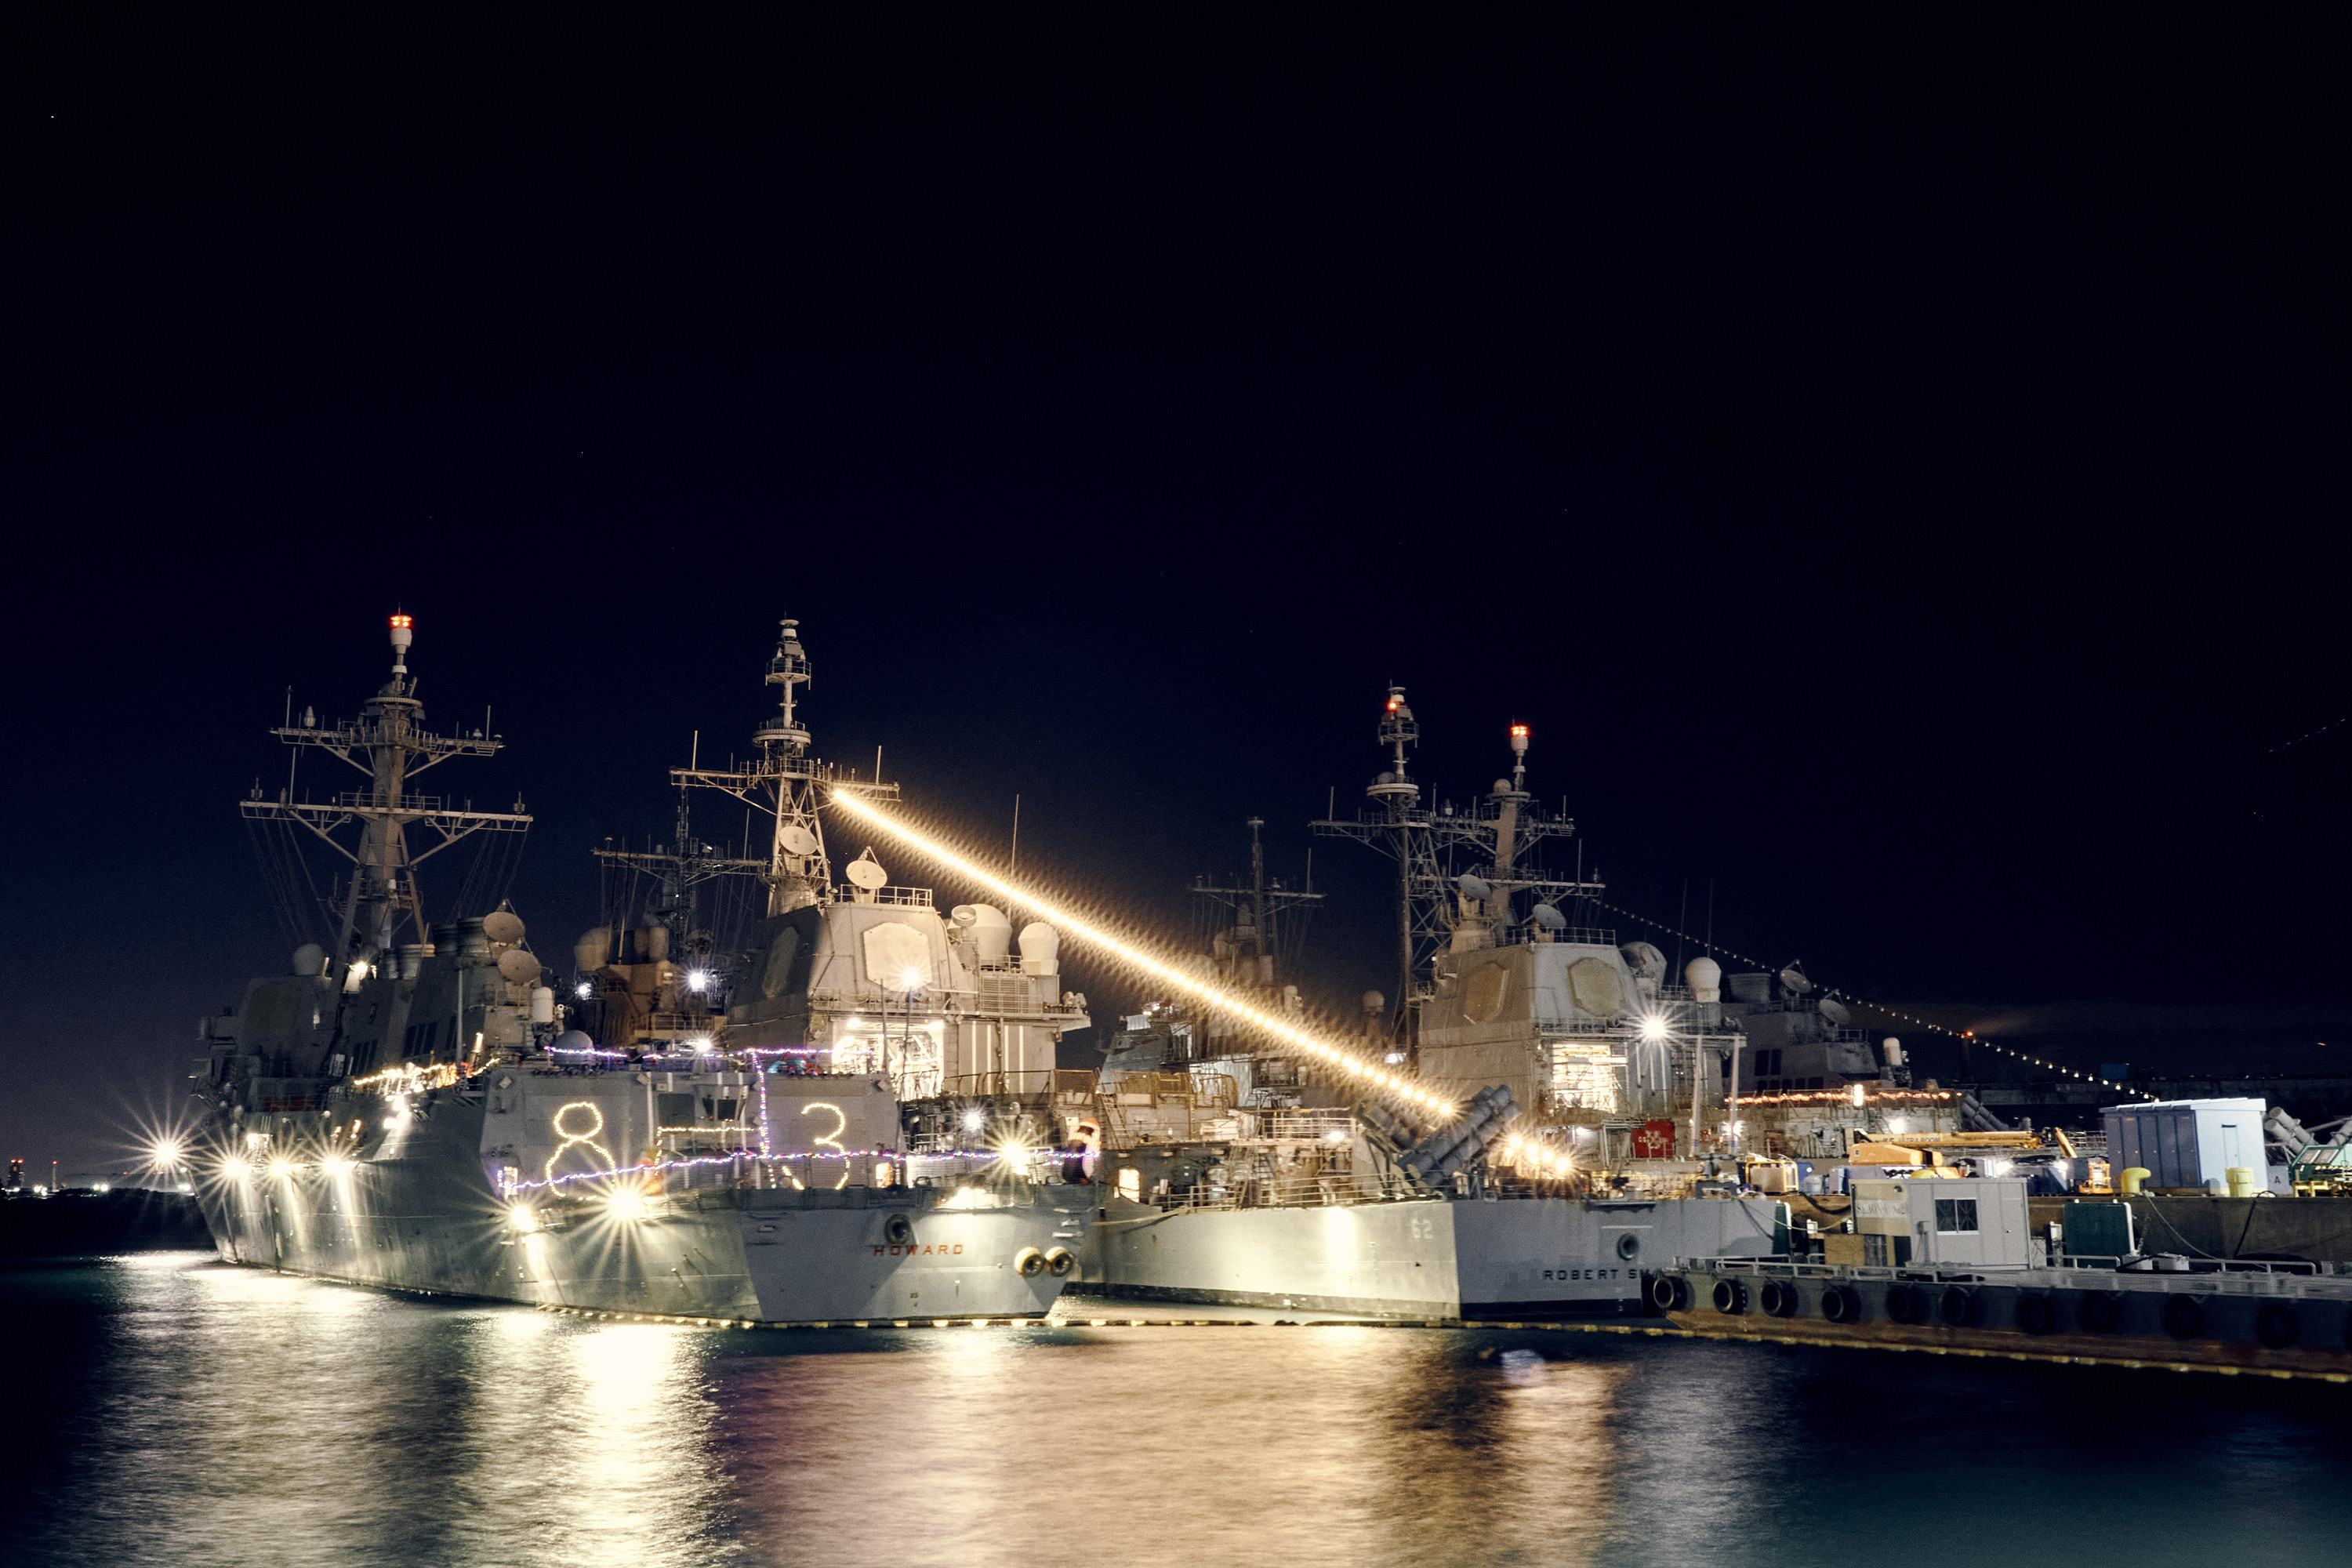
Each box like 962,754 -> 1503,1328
1853,1177 -> 2030,1268
2103,1099 -> 2264,1192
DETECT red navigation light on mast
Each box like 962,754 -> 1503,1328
389,612 -> 414,672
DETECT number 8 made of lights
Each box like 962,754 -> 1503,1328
546,1101 -> 616,1182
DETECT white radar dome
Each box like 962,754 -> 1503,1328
1018,922 -> 1060,977
1619,940 -> 1666,978
1684,955 -> 1722,1003
952,905 -> 1014,963
292,942 -> 326,977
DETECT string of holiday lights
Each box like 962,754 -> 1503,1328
1731,1088 -> 1956,1106
829,791 -> 1455,1114
505,1145 -> 1011,1197
2268,713 -> 2349,754
348,1061 -> 470,1093
1590,898 -> 2156,1102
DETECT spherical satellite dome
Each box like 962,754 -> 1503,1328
550,1029 -> 594,1054
292,942 -> 326,977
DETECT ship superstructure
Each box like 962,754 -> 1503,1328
578,619 -> 1094,1103
1316,694 -> 1959,1171
1073,805 -> 1786,1318
191,615 -> 1085,1323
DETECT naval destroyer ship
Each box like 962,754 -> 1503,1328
191,615 -> 1084,1322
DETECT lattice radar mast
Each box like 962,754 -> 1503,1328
667,616 -> 899,917
241,614 -> 530,967
1313,690 -> 1599,1042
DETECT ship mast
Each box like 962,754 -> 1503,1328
669,616 -> 897,916
241,614 -> 529,967
593,743 -> 768,955
1313,691 -> 1598,1045
1192,816 -> 1323,996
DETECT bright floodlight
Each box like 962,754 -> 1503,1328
902,967 -> 924,990
688,970 -> 710,992
575,982 -> 592,999
828,790 -> 1457,1114
509,1204 -> 540,1233
267,1158 -> 295,1180
1639,1016 -> 1668,1040
151,1138 -> 183,1168
962,1109 -> 986,1132
608,1189 -> 646,1221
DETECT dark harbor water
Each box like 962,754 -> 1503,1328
5,1254 -> 2348,1567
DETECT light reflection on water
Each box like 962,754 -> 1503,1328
3,1254 -> 2350,1568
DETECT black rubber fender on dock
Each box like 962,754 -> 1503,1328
1820,1285 -> 1861,1323
1649,1273 -> 1690,1312
1938,1286 -> 1976,1327
1758,1280 -> 1797,1317
1885,1285 -> 1925,1324
1711,1278 -> 1747,1315
2254,1302 -> 2300,1349
2078,1292 -> 2120,1333
2014,1294 -> 2056,1335
2161,1294 -> 2207,1339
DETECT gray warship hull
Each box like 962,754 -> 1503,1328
197,1077 -> 1083,1321
1075,1192 -> 1785,1317
195,612 -> 1098,1323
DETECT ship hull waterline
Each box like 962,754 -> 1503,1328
1071,1192 -> 1786,1319
197,1095 -> 1083,1322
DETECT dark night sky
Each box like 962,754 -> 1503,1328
4,13 -> 2347,1173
